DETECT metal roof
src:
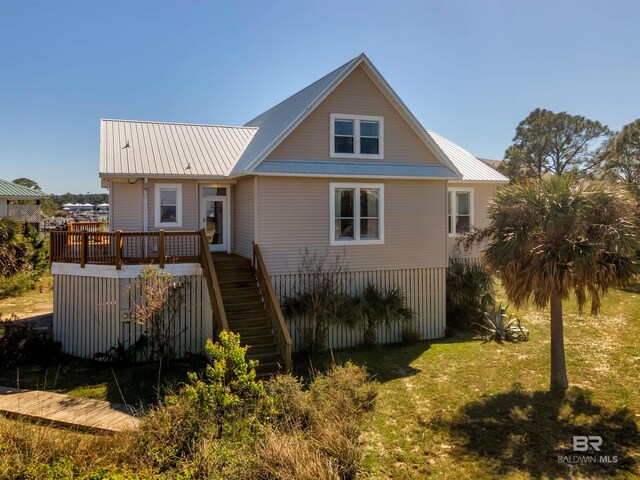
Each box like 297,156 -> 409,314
0,178 -> 49,198
427,131 -> 509,183
253,159 -> 457,179
99,119 -> 257,177
234,53 -> 462,178
232,56 -> 362,175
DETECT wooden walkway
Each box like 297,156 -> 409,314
0,386 -> 141,433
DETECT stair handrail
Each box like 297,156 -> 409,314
199,229 -> 229,334
252,242 -> 292,373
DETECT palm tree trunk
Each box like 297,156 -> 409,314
550,294 -> 568,390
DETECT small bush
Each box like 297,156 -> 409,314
476,303 -> 529,343
0,322 -> 61,368
446,257 -> 495,332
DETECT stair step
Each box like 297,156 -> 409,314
241,333 -> 278,345
225,302 -> 265,313
226,305 -> 265,322
220,286 -> 261,297
248,351 -> 282,363
233,325 -> 274,337
221,293 -> 263,306
218,273 -> 257,283
255,361 -> 282,376
245,342 -> 280,355
228,316 -> 270,327
215,265 -> 254,274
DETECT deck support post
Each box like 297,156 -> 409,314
158,230 -> 165,269
115,230 -> 122,270
80,231 -> 88,268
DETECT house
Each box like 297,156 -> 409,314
50,53 -> 508,372
0,178 -> 49,230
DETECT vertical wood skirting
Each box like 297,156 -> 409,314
271,267 -> 446,352
53,272 -> 213,361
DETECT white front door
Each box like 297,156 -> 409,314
200,191 -> 228,252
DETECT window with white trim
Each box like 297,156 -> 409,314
330,183 -> 384,245
155,183 -> 183,227
448,188 -> 473,235
330,114 -> 384,159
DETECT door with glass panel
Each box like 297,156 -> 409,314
200,187 -> 228,252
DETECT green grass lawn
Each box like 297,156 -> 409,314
0,357 -> 206,408
299,284 -> 640,479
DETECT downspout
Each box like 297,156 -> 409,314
143,178 -> 149,259
143,178 -> 148,232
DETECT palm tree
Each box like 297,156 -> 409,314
464,175 -> 639,390
357,284 -> 414,345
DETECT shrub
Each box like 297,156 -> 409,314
0,322 -> 61,368
354,284 -> 414,345
476,303 -> 529,343
132,266 -> 188,368
283,249 -> 359,354
446,257 -> 495,332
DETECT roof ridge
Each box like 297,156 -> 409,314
243,54 -> 362,127
100,118 -> 257,130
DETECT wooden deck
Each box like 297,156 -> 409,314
0,386 -> 141,433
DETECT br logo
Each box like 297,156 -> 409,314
573,435 -> 602,452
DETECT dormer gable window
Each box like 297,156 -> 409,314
330,114 -> 384,159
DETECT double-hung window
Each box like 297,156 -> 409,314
155,183 -> 183,227
330,183 -> 384,245
448,188 -> 473,236
330,114 -> 384,159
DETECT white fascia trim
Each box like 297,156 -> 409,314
52,262 -> 203,279
154,182 -> 183,228
242,55 -> 366,175
448,186 -> 474,238
329,182 -> 385,246
329,113 -> 384,160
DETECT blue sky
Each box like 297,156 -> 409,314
0,0 -> 638,194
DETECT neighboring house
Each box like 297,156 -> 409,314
478,157 -> 503,170
0,178 -> 49,229
51,53 -> 507,371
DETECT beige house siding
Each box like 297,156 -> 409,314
0,199 -> 7,217
268,65 -> 440,165
255,176 -> 447,275
233,177 -> 255,258
110,181 -> 143,231
447,182 -> 497,258
147,179 -> 199,231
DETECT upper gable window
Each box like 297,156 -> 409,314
330,114 -> 384,159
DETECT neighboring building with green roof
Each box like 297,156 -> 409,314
0,178 -> 49,224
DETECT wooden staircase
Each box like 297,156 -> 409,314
213,253 -> 286,376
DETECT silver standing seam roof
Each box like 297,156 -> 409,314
100,119 -> 257,177
0,178 -> 49,199
99,54 -> 503,182
427,131 -> 509,183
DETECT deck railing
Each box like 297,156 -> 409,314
199,230 -> 229,334
252,242 -> 292,373
50,230 -> 201,269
